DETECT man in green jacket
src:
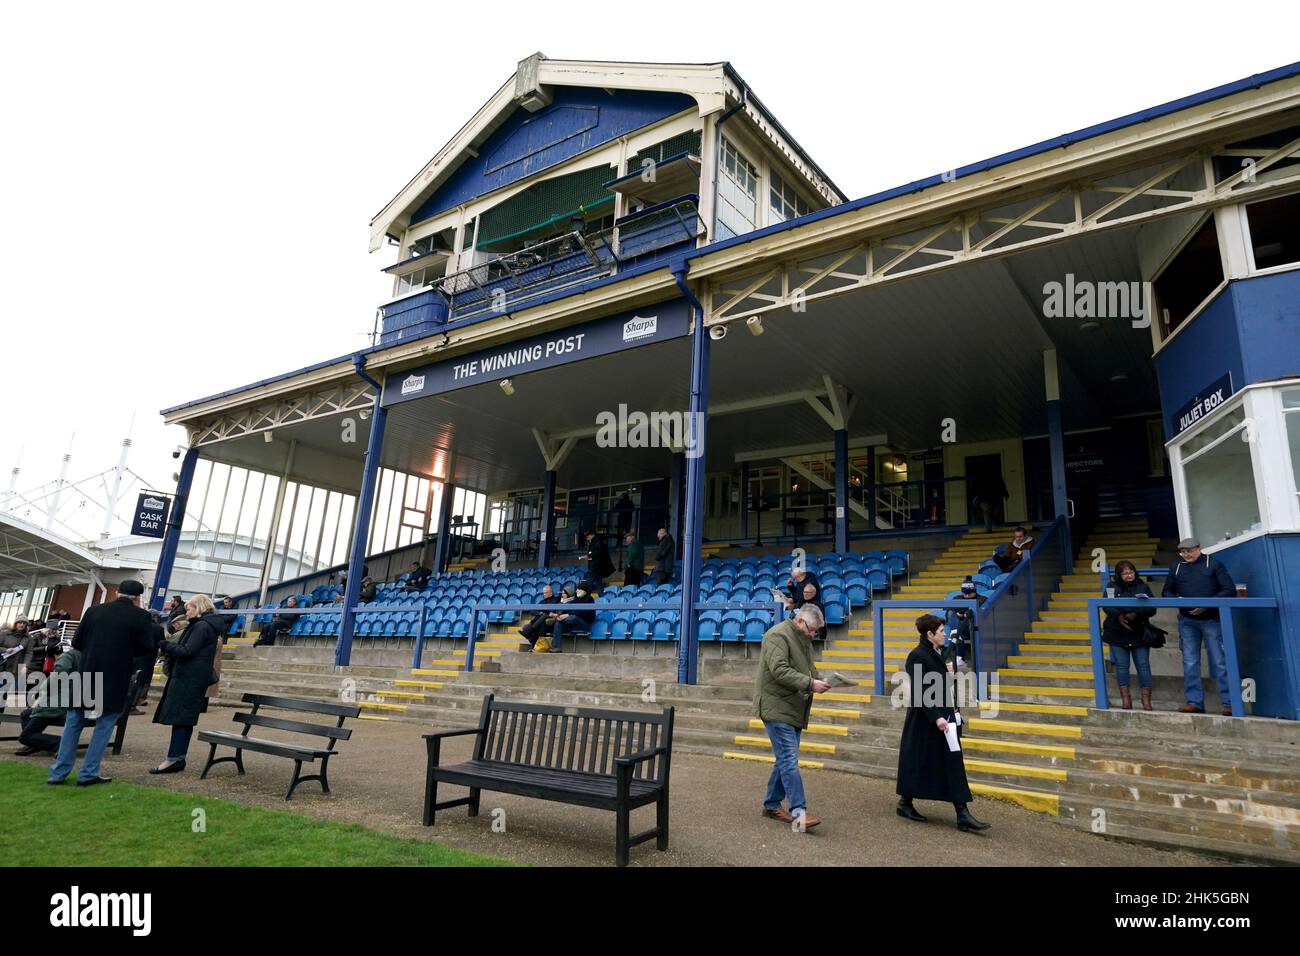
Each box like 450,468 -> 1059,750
623,533 -> 645,586
15,647 -> 82,755
752,604 -> 829,830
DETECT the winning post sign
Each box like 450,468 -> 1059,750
132,493 -> 172,538
381,299 -> 690,406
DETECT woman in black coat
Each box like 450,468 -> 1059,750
895,613 -> 990,832
1102,560 -> 1158,711
150,595 -> 223,774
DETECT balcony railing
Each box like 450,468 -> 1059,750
377,196 -> 703,331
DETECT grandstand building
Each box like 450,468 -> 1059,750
155,49 -> 1300,750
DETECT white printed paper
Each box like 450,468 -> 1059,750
944,722 -> 961,753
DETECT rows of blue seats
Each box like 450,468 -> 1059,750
248,547 -> 909,641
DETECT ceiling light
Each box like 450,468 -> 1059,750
746,316 -> 764,336
263,431 -> 274,443
500,378 -> 515,396
1109,372 -> 1130,383
1079,320 -> 1102,332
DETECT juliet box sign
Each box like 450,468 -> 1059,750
132,492 -> 172,538
1172,373 -> 1234,436
382,298 -> 689,406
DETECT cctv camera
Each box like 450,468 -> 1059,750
708,324 -> 728,341
172,449 -> 181,459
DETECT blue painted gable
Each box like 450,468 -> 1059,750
409,87 -> 695,226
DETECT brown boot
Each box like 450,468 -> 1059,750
1140,688 -> 1153,711
1119,686 -> 1132,709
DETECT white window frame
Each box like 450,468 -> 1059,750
716,137 -> 759,238
769,171 -> 811,224
1168,378 -> 1300,549
1239,188 -> 1300,278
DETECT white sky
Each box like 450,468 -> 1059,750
3,0 -> 1298,540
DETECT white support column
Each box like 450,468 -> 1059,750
101,432 -> 133,539
257,440 -> 297,605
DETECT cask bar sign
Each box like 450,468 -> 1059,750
132,492 -> 172,538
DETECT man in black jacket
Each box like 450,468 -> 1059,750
519,585 -> 561,649
582,531 -> 614,592
1163,538 -> 1236,715
48,579 -> 153,786
547,585 -> 595,653
654,528 -> 675,585
405,562 -> 433,590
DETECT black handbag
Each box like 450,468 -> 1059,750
1143,622 -> 1168,649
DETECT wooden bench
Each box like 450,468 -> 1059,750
423,694 -> 674,866
198,693 -> 361,800
1,671 -> 140,755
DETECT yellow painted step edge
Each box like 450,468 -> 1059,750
734,734 -> 836,755
724,751 -> 825,770
970,782 -> 1060,815
966,717 -> 1082,739
962,736 -> 1076,759
966,757 -> 1068,782
747,718 -> 847,737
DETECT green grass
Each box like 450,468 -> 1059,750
0,762 -> 514,866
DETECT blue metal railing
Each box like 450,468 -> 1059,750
868,599 -> 981,696
456,600 -> 785,673
972,517 -> 1066,678
1086,596 -> 1278,715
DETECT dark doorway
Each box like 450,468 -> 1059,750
965,453 -> 1008,528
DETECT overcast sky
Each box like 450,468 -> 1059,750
3,0 -> 1297,540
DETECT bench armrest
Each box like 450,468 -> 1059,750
614,745 -> 668,768
422,727 -> 483,741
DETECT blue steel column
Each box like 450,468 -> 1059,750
336,397 -> 387,667
537,469 -> 557,569
149,447 -> 199,611
739,459 -> 749,542
433,482 -> 456,573
1045,349 -> 1073,573
834,428 -> 849,552
669,451 -> 685,545
676,309 -> 709,685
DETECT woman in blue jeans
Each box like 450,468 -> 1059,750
1102,561 -> 1156,710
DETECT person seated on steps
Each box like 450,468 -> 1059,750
519,585 -> 561,650
1102,560 -> 1161,711
535,584 -> 595,654
992,526 -> 1034,573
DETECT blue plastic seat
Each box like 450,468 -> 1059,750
698,610 -> 722,642
823,597 -> 849,625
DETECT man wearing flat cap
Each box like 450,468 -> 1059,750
48,579 -> 154,786
1162,538 -> 1236,715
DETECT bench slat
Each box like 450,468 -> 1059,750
235,712 -> 353,741
198,730 -> 331,760
242,693 -> 360,719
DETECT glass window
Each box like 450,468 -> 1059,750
716,139 -> 758,240
769,173 -> 812,224
1154,216 -> 1224,339
1246,192 -> 1300,270
1181,409 -> 1261,544
1285,387 -> 1300,507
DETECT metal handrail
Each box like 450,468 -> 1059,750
869,599 -> 981,696
1086,596 -> 1278,715
456,599 -> 784,672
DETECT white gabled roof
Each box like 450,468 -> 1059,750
368,54 -> 843,251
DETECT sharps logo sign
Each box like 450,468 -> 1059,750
401,373 -> 426,396
142,496 -> 165,511
50,886 -> 152,936
622,315 -> 657,342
